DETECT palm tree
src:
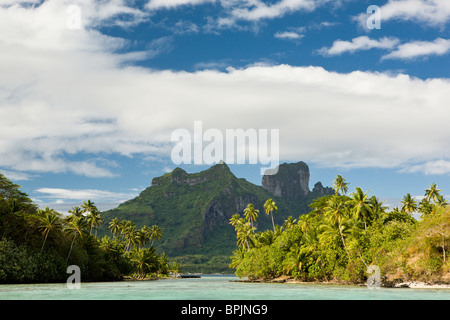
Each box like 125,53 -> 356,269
243,203 -> 259,229
418,198 -> 434,217
435,194 -> 448,210
37,207 -> 62,253
81,199 -> 97,216
298,214 -> 313,233
229,247 -> 246,270
369,196 -> 387,220
283,216 -> 297,230
229,213 -> 241,229
68,206 -> 82,217
149,225 -> 162,247
349,187 -> 371,230
132,247 -> 158,279
109,218 -> 121,237
263,199 -> 278,232
87,208 -> 102,235
237,221 -> 256,251
332,175 -> 349,195
65,215 -> 88,262
257,230 -> 276,246
324,196 -> 349,253
283,245 -> 303,276
124,224 -> 137,252
425,183 -> 442,202
170,262 -> 181,278
400,193 -> 417,215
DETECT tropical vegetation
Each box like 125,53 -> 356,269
229,176 -> 450,284
0,173 -> 177,283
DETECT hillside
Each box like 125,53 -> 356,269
99,161 -> 333,272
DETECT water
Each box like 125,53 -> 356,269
0,275 -> 448,300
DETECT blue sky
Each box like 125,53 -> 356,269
1,0 -> 450,213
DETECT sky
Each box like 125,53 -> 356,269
1,0 -> 450,213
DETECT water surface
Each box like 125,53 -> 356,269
0,275 -> 448,300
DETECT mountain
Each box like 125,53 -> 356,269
99,161 -> 333,272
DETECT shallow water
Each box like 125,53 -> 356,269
0,275 -> 448,300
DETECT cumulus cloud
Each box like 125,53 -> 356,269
2,0 -> 450,180
274,27 -> 305,41
146,0 -> 331,27
318,36 -> 400,56
355,0 -> 450,28
399,161 -> 450,175
34,187 -> 140,213
35,187 -> 137,201
382,38 -> 450,60
146,0 -> 215,10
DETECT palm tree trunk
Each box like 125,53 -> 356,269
66,234 -> 77,262
40,230 -> 49,253
338,222 -> 350,258
442,234 -> 446,263
271,213 -> 275,232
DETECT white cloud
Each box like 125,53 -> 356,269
274,31 -> 304,40
382,38 -> 450,60
355,0 -> 450,28
399,160 -> 450,175
2,1 -> 450,179
318,36 -> 399,56
145,0 -> 331,27
34,187 -> 140,213
0,170 -> 35,181
35,187 -> 136,201
225,0 -> 321,22
146,0 -> 215,10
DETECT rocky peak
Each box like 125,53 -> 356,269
312,182 -> 334,196
262,161 -> 310,200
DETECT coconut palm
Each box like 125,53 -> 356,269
124,224 -> 137,252
243,203 -> 259,229
229,213 -> 242,229
435,194 -> 448,209
87,208 -> 102,235
170,262 -> 181,278
37,207 -> 62,253
369,196 -> 387,220
65,215 -> 88,262
349,187 -> 372,230
283,216 -> 297,230
257,230 -> 276,246
332,175 -> 349,195
400,193 -> 417,215
263,198 -> 278,232
109,218 -> 121,237
324,196 -> 349,253
132,247 -> 158,279
66,206 -> 82,226
418,198 -> 434,217
149,225 -> 162,247
283,245 -> 303,276
81,199 -> 97,216
425,183 -> 442,202
237,221 -> 256,251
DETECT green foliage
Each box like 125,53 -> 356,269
0,173 -> 171,283
230,178 -> 450,284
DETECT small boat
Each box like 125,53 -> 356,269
180,274 -> 201,278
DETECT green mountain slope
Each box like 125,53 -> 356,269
100,162 -> 332,272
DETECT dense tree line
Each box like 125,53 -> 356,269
230,176 -> 450,284
0,173 -> 178,283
